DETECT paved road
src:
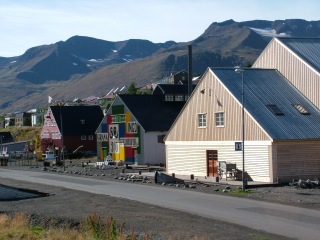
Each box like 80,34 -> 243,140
1,168 -> 320,240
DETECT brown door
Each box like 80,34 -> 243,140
207,150 -> 218,177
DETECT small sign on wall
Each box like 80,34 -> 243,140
109,124 -> 119,140
110,142 -> 120,153
97,133 -> 108,142
127,122 -> 138,133
235,142 -> 242,151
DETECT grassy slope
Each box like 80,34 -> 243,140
0,126 -> 42,151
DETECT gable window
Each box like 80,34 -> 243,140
81,135 -> 86,140
165,94 -> 174,101
80,119 -> 85,124
293,104 -> 310,115
175,94 -> 184,101
198,113 -> 207,128
88,135 -> 94,140
266,104 -> 284,116
215,112 -> 224,127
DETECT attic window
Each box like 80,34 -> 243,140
266,104 -> 284,116
293,104 -> 310,115
80,119 -> 85,124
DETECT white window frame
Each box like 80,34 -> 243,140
215,112 -> 224,127
81,135 -> 86,140
198,113 -> 207,128
165,94 -> 174,101
88,135 -> 94,140
175,94 -> 184,101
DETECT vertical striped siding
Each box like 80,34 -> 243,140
166,70 -> 270,142
254,40 -> 320,110
166,142 -> 271,182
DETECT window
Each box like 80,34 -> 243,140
266,104 -> 284,116
175,94 -> 184,101
293,104 -> 310,115
215,112 -> 224,127
88,135 -> 94,140
81,135 -> 86,140
80,119 -> 85,124
165,94 -> 174,101
198,113 -> 207,128
111,114 -> 126,123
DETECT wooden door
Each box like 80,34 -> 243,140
207,150 -> 218,177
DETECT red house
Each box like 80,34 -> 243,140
41,105 -> 104,156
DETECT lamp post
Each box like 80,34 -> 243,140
235,67 -> 245,191
0,135 -> 3,158
59,105 -> 65,171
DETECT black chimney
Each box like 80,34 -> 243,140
188,45 -> 193,98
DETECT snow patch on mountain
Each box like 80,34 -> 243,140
250,27 -> 290,38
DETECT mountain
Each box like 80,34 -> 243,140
1,19 -> 320,114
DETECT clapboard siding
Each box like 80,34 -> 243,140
166,69 -> 271,142
166,141 -> 271,182
274,141 -> 320,181
254,39 -> 320,109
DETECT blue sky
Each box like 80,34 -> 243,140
1,0 -> 319,57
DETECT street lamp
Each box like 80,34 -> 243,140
235,67 -> 246,191
0,135 -> 3,158
59,105 -> 65,171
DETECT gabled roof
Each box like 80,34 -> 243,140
0,132 -> 14,143
118,94 -> 185,132
51,105 -> 104,136
276,37 -> 320,72
211,67 -> 320,140
153,84 -> 195,95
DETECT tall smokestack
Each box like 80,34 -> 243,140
188,45 -> 193,98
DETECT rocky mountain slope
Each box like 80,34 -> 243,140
1,19 -> 320,114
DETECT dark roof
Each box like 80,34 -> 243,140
14,113 -> 24,118
0,132 -> 14,143
118,94 -> 185,132
51,105 -> 104,136
277,37 -> 320,72
153,84 -> 195,95
211,67 -> 320,140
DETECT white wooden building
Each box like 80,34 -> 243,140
165,68 -> 320,183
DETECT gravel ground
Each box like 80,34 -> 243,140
1,162 -> 320,239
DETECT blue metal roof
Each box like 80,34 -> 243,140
211,68 -> 320,140
277,37 -> 320,72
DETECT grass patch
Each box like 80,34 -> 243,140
226,189 -> 252,195
0,213 -> 148,240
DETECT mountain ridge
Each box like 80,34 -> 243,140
1,19 -> 320,114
